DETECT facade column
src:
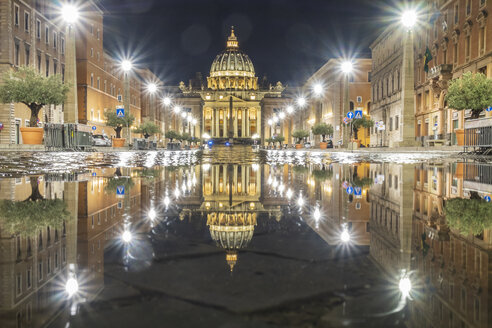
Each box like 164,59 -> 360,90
223,109 -> 227,138
246,167 -> 250,195
233,165 -> 238,193
222,166 -> 227,195
241,109 -> 246,138
245,109 -> 250,137
257,108 -> 262,142
215,109 -> 220,138
234,109 -> 238,138
64,24 -> 78,124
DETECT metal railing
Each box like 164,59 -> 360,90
464,117 -> 492,150
44,124 -> 92,151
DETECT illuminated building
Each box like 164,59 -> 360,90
168,27 -> 292,145
298,58 -> 372,147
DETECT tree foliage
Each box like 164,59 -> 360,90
352,177 -> 374,187
181,132 -> 192,142
311,123 -> 334,142
445,72 -> 492,119
104,176 -> 135,194
444,197 -> 492,235
104,111 -> 136,138
312,168 -> 333,181
292,129 -> 309,143
134,121 -> 160,138
274,135 -> 285,143
352,116 -> 374,139
165,130 -> 181,142
0,66 -> 69,126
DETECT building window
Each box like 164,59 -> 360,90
466,0 -> 471,16
474,298 -> 480,321
14,4 -> 19,26
53,32 -> 57,48
395,115 -> 399,130
61,65 -> 65,82
38,261 -> 43,281
480,0 -> 486,7
45,26 -> 49,44
53,61 -> 57,75
45,58 -> 49,76
104,80 -> 107,93
37,53 -> 41,72
14,42 -> 20,66
90,74 -> 94,87
36,20 -> 41,39
465,35 -> 471,62
97,28 -> 100,39
90,24 -> 94,35
24,12 -> 30,32
97,77 -> 100,89
479,26 -> 485,55
26,268 -> 32,289
16,274 -> 22,296
389,117 -> 393,131
454,3 -> 459,24
90,48 -> 94,57
25,47 -> 30,66
453,43 -> 458,64
61,38 -> 65,54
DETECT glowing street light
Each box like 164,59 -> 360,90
341,61 -> 353,74
297,194 -> 304,207
286,105 -> 294,114
273,116 -> 279,123
296,97 -> 307,107
401,10 -> 417,29
399,276 -> 412,298
173,106 -> 182,114
147,83 -> 157,94
148,208 -> 156,221
121,60 -> 133,72
163,97 -> 172,106
313,206 -> 321,221
121,230 -> 132,243
61,4 -> 79,24
279,112 -> 286,120
268,119 -> 273,126
340,229 -> 351,243
181,111 -> 187,118
163,196 -> 170,207
65,277 -> 79,297
313,83 -> 323,96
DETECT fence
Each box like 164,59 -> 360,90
44,124 -> 92,150
464,117 -> 492,150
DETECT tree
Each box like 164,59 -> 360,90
352,116 -> 374,139
445,72 -> 492,119
292,129 -> 309,144
165,130 -> 180,142
312,168 -> 333,181
0,66 -> 69,126
181,132 -> 192,143
191,137 -> 201,145
445,195 -> 492,235
134,121 -> 160,139
0,177 -> 70,237
274,135 -> 285,145
311,123 -> 333,142
104,111 -> 136,138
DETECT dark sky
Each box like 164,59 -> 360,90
101,0 -> 395,86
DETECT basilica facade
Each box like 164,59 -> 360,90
167,28 -> 292,144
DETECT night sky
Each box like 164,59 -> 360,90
101,0 -> 396,86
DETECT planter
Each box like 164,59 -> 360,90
455,163 -> 464,179
20,127 -> 44,145
319,142 -> 327,149
295,144 -> 303,149
455,129 -> 464,146
112,138 -> 125,148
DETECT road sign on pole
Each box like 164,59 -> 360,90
354,110 -> 363,119
485,195 -> 491,202
92,126 -> 97,131
354,187 -> 362,196
347,111 -> 354,119
116,185 -> 125,196
343,117 -> 350,125
116,108 -> 125,118
346,186 -> 354,195
486,106 -> 492,112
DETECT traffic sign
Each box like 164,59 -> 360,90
116,108 -> 125,117
116,185 -> 125,195
485,195 -> 491,202
343,117 -> 350,125
92,172 -> 97,177
486,106 -> 492,112
354,187 -> 362,196
354,110 -> 363,119
346,186 -> 354,195
347,111 -> 354,119
92,126 -> 97,131
342,181 -> 349,189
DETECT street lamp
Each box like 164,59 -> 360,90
401,10 -> 417,29
163,97 -> 172,106
286,105 -> 294,114
296,97 -> 306,108
147,82 -> 157,94
121,59 -> 133,145
341,60 -> 353,149
173,106 -> 182,114
61,3 -> 79,124
313,83 -> 323,96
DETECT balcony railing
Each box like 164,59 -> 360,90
428,64 -> 453,79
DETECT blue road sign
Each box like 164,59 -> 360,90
92,126 -> 97,131
116,185 -> 125,195
354,110 -> 363,119
92,172 -> 97,177
347,111 -> 354,119
354,187 -> 362,196
485,195 -> 491,202
346,186 -> 354,195
116,108 -> 125,118
487,106 -> 492,112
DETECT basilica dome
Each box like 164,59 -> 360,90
207,28 -> 258,91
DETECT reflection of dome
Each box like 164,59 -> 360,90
207,211 -> 257,271
207,27 -> 258,91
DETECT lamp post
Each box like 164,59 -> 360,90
400,10 -> 418,147
313,83 -> 323,146
161,97 -> 172,137
61,4 -> 79,124
341,61 -> 353,148
121,60 -> 132,145
286,105 -> 294,146
146,82 -> 157,141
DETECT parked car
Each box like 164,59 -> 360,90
92,134 -> 111,147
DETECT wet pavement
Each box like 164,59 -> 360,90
0,146 -> 490,328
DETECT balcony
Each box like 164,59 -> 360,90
428,64 -> 453,80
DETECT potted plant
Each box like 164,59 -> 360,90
311,123 -> 334,149
265,137 -> 274,148
191,137 -> 201,148
0,67 -> 69,145
352,117 -> 374,147
134,121 -> 161,139
165,130 -> 181,150
275,135 -> 285,148
292,129 -> 309,149
0,177 -> 70,236
104,110 -> 136,147
181,132 -> 192,148
445,72 -> 492,146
